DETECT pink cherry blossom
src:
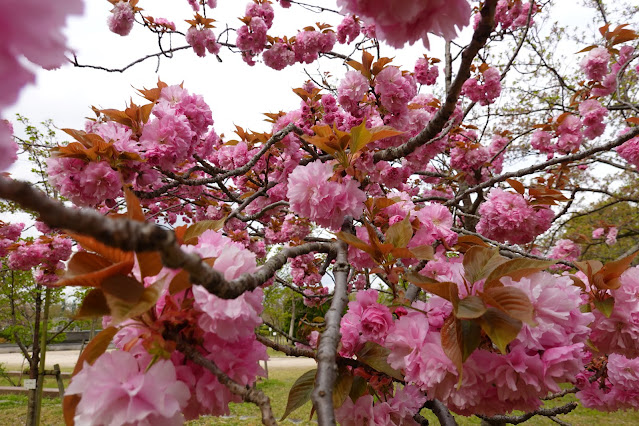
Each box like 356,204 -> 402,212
66,351 -> 190,425
108,1 -> 135,36
581,47 -> 610,81
415,57 -> 439,85
337,0 -> 471,48
287,160 -> 366,230
337,15 -> 360,44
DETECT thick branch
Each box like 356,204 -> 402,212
424,399 -> 458,426
256,333 -> 316,359
373,0 -> 497,162
311,230 -> 350,425
0,177 -> 330,299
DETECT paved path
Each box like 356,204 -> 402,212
0,350 -> 317,370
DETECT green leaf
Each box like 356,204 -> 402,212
463,246 -> 508,284
455,296 -> 487,319
349,376 -> 368,402
484,258 -> 556,290
385,215 -> 413,248
356,342 -> 403,381
281,369 -> 317,421
441,317 -> 482,377
478,308 -> 522,354
594,297 -> 615,318
183,219 -> 226,243
481,286 -> 535,326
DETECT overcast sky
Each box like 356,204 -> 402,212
4,0 -> 599,182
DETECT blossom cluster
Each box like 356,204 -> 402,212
68,230 -> 268,423
476,188 -> 554,244
286,160 -> 366,230
461,66 -> 502,106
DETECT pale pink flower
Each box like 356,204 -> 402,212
262,42 -> 296,70
606,226 -> 618,246
287,160 -> 366,230
550,239 -> 581,262
66,351 -> 190,425
108,1 -> 135,36
592,227 -> 605,238
581,47 -> 610,81
415,57 -> 439,85
337,0 -> 471,48
337,15 -> 361,44
338,71 -> 369,115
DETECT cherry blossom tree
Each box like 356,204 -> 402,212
2,0 -> 639,425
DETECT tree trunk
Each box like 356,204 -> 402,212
26,285 -> 42,426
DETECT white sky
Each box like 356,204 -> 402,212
3,0 -> 600,199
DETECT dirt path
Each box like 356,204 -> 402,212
0,350 -> 317,370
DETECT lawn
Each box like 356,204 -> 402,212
0,365 -> 638,425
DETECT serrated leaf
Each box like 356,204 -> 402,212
385,215 -> 412,248
333,365 -> 353,409
404,273 -> 458,303
355,342 -> 403,381
281,369 -> 317,421
67,232 -> 133,264
335,231 -> 376,256
481,287 -> 535,326
56,252 -> 134,288
463,246 -> 508,284
440,314 -> 460,361
484,258 -> 556,289
102,275 -> 161,326
455,235 -> 490,251
594,297 -> 615,318
183,219 -> 226,243
478,308 -> 522,354
455,295 -> 487,319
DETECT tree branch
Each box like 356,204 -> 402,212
311,222 -> 351,426
0,177 -> 331,299
373,0 -> 497,162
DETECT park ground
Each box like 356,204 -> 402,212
0,349 -> 638,425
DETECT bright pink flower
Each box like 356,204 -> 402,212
556,115 -> 583,153
579,99 -> 608,139
293,30 -> 336,64
550,239 -> 581,262
337,0 -> 470,48
66,351 -> 190,425
337,15 -> 360,44
462,67 -> 501,106
375,66 -> 418,115
246,1 -> 274,27
186,27 -> 220,57
337,71 -> 369,115
581,47 -> 610,81
287,160 -> 366,230
262,41 -> 296,70
140,113 -> 196,169
415,57 -> 439,85
606,226 -> 618,246
617,135 -> 639,167
476,188 -> 553,244
108,1 -> 135,36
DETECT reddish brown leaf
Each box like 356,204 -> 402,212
484,258 -> 556,290
74,289 -> 110,319
463,246 -> 508,284
455,295 -> 487,319
482,287 -> 535,326
67,232 -> 133,264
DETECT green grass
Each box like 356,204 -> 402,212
1,368 -> 639,425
